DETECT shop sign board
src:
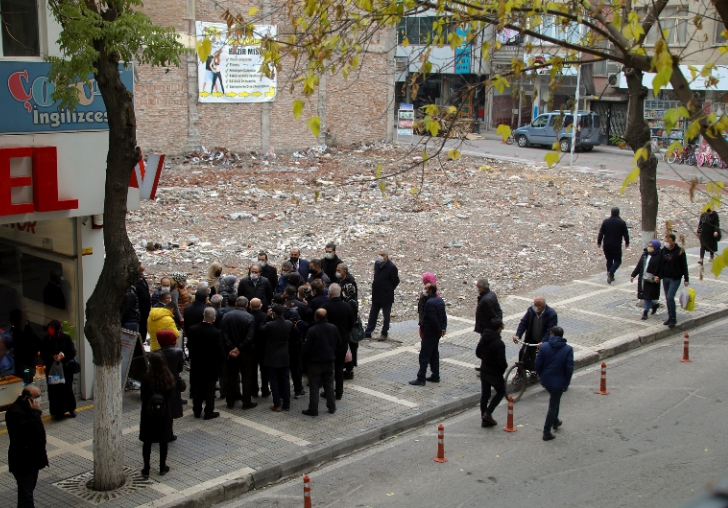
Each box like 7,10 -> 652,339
196,22 -> 277,103
0,62 -> 134,134
398,104 -> 414,137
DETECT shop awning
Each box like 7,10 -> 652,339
618,65 -> 728,90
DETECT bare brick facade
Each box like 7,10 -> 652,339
135,0 -> 394,155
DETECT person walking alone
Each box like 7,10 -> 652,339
697,208 -> 721,265
597,207 -> 630,284
535,327 -> 574,441
630,239 -> 662,320
476,319 -> 507,428
409,284 -> 446,386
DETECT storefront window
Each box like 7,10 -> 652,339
0,0 -> 40,57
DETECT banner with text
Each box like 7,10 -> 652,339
196,22 -> 277,103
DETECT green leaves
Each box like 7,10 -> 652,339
544,151 -> 559,168
620,167 -> 640,194
293,100 -> 305,120
307,116 -> 321,137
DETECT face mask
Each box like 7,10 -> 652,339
377,256 -> 385,264
335,272 -> 343,279
47,327 -> 56,336
251,274 -> 260,281
290,257 -> 299,263
281,271 -> 290,277
259,261 -> 266,266
325,253 -> 333,260
647,246 -> 654,253
161,285 -> 170,291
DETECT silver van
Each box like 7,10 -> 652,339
513,111 -> 601,152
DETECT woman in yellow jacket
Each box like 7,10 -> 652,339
147,292 -> 180,352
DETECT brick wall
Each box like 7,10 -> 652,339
135,0 -> 392,155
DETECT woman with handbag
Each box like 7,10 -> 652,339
40,320 -> 77,418
154,330 -> 184,440
630,239 -> 663,320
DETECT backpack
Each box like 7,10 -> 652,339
146,391 -> 167,419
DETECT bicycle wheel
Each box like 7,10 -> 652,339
504,364 -> 527,403
667,152 -> 678,164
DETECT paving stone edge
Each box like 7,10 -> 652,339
157,305 -> 728,508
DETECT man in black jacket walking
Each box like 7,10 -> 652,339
410,285 -> 447,386
187,308 -> 224,419
221,297 -> 257,410
656,233 -> 690,327
474,278 -> 503,333
597,207 -> 630,284
476,319 -> 508,427
364,249 -> 400,341
301,309 -> 340,416
322,284 -> 356,399
7,385 -> 48,508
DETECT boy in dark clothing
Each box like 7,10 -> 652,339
656,233 -> 690,327
476,319 -> 508,427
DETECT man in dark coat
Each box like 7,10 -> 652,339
6,385 -> 48,508
473,278 -> 503,334
512,297 -> 558,370
249,298 -> 271,398
476,319 -> 508,427
283,285 -> 310,322
238,264 -> 273,311
630,239 -> 663,320
183,288 -> 209,336
697,208 -> 721,264
261,305 -> 294,411
364,249 -> 400,341
409,284 -> 447,386
308,258 -> 331,286
656,233 -> 690,327
136,263 -> 152,341
301,309 -> 340,416
320,242 -> 343,284
597,207 -> 630,284
289,248 -> 310,283
337,263 -> 360,378
535,327 -> 574,441
221,297 -> 257,409
187,308 -> 224,419
306,279 -> 328,323
322,284 -> 355,399
257,252 -> 280,290
121,284 -> 141,332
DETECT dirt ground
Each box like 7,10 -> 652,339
128,142 -> 707,322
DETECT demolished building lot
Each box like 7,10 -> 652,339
128,143 -> 708,322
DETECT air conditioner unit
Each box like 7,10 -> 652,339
608,74 -> 619,86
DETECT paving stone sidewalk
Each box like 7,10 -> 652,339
1,243 -> 726,508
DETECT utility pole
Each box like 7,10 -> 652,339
570,64 -> 581,167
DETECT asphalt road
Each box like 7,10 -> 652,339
398,135 -> 728,184
215,317 -> 728,508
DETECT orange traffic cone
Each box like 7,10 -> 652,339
596,362 -> 609,395
303,475 -> 311,508
681,333 -> 692,363
434,424 -> 448,463
503,397 -> 517,432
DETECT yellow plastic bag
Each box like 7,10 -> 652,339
680,288 -> 696,311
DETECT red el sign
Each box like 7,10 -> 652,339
0,147 -> 78,216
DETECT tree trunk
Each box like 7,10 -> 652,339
83,39 -> 142,490
624,68 -> 659,247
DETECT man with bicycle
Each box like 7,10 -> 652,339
512,296 -> 558,370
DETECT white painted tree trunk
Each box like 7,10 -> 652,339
641,230 -> 655,248
93,363 -> 125,490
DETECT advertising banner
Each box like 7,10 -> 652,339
0,62 -> 134,134
196,22 -> 277,103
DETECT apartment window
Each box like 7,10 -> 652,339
397,17 -> 454,45
0,0 -> 40,56
531,15 -> 582,44
593,42 -> 621,76
644,6 -> 688,46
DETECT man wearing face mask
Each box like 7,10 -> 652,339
289,248 -> 310,282
238,264 -> 273,311
308,259 -> 331,286
512,296 -> 558,370
364,249 -> 400,341
151,277 -> 172,306
320,243 -> 343,283
656,233 -> 689,327
275,261 -> 299,294
256,252 -> 279,289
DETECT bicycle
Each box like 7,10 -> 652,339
503,339 -> 541,402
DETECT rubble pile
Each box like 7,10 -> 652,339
128,143 -> 707,322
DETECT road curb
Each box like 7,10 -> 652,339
159,305 -> 728,508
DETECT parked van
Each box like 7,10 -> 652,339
513,111 -> 601,152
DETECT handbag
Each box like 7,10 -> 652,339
68,357 -> 81,375
178,377 -> 187,392
643,272 -> 656,283
350,317 -> 365,343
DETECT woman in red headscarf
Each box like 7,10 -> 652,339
41,320 -> 77,418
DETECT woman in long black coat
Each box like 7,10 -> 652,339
41,320 -> 77,418
155,330 -> 185,428
139,354 -> 175,477
697,209 -> 721,264
630,239 -> 663,320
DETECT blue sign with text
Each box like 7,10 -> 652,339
0,62 -> 134,134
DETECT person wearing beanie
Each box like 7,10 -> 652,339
597,207 -> 630,284
630,239 -> 663,320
